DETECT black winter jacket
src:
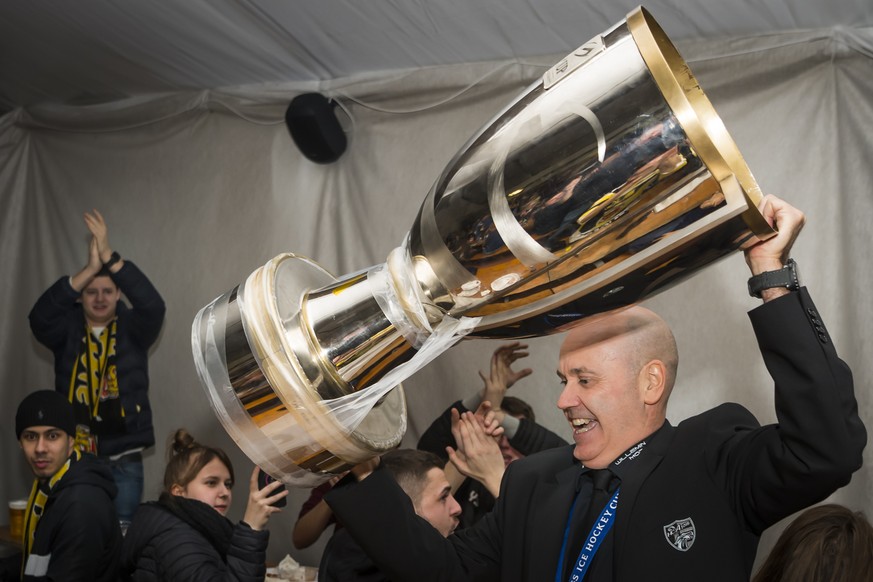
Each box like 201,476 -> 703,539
22,454 -> 122,582
120,500 -> 269,581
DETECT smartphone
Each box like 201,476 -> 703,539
257,468 -> 287,507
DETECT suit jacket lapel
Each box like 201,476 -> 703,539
613,422 -> 675,569
528,459 -> 580,578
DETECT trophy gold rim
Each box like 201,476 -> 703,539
627,6 -> 775,239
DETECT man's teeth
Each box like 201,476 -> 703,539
571,418 -> 596,432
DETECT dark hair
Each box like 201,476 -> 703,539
753,504 -> 873,582
381,449 -> 444,506
163,428 -> 234,493
501,396 -> 534,422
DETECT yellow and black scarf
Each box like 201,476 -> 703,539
68,320 -> 124,454
21,449 -> 82,571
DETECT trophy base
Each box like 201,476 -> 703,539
192,254 -> 407,486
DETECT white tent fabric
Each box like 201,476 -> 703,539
2,25 -> 872,570
2,0 -> 872,111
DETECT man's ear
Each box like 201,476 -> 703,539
638,359 -> 667,406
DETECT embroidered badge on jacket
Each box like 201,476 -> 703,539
663,517 -> 696,551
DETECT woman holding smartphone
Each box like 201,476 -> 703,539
120,429 -> 287,581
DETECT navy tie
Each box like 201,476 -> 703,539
582,469 -> 614,533
565,469 -> 616,580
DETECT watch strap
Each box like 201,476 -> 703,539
103,251 -> 121,269
747,258 -> 798,298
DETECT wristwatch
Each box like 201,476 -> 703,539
747,258 -> 800,298
103,251 -> 122,269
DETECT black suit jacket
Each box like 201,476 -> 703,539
328,289 -> 866,581
318,529 -> 389,582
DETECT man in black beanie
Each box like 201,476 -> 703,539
15,390 -> 121,582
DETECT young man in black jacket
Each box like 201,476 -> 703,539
318,449 -> 461,582
15,390 -> 122,582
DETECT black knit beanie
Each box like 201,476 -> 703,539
15,390 -> 76,439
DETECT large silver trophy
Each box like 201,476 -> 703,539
192,7 -> 773,486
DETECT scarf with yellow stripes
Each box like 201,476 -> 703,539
68,320 -> 124,454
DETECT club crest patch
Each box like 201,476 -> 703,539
663,517 -> 696,551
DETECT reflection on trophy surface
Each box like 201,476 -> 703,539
192,6 -> 775,486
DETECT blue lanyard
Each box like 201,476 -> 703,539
555,488 -> 621,582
